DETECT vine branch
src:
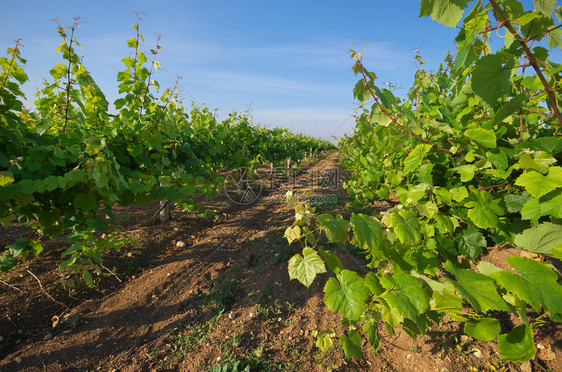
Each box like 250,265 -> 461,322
489,0 -> 562,126
357,60 -> 456,155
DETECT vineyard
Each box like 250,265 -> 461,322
1,0 -> 562,371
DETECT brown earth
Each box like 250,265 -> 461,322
0,151 -> 560,371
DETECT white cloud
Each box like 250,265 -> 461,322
182,69 -> 346,96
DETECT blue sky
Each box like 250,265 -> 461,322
1,1 -> 557,141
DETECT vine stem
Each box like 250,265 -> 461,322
62,20 -> 78,132
154,80 -> 179,128
0,279 -> 21,291
27,269 -> 68,309
0,39 -> 21,90
489,0 -> 562,126
357,60 -> 456,155
479,183 -> 508,191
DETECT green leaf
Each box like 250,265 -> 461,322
492,94 -> 526,125
477,261 -> 503,276
316,334 -> 333,352
403,144 -> 433,174
464,318 -> 501,341
324,270 -> 370,321
516,136 -> 562,154
431,288 -> 463,315
13,179 -> 34,194
380,273 -> 431,320
522,192 -> 562,220
465,190 -> 505,229
73,193 -> 99,211
497,324 -> 536,362
83,269 -> 94,287
288,247 -> 326,288
457,164 -> 477,182
493,256 -> 562,313
471,53 -> 510,106
363,322 -> 381,351
515,167 -> 562,198
514,222 -> 562,259
350,213 -> 385,254
0,171 -> 14,186
318,248 -> 343,275
465,128 -> 497,148
503,192 -> 532,213
340,330 -> 362,359
365,272 -> 384,296
389,210 -> 422,244
0,254 -> 18,272
12,67 -> 28,84
443,261 -> 511,313
317,214 -> 349,243
486,150 -> 508,170
517,152 -> 557,174
419,0 -> 470,27
547,27 -> 562,50
458,227 -> 486,259
284,225 -> 302,244
450,186 -> 468,202
434,213 -> 455,235
534,0 -> 556,16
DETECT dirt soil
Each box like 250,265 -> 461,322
1,151 -> 560,371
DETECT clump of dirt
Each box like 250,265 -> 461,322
0,151 -> 560,372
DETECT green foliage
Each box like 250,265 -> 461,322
287,0 -> 562,363
464,318 -> 501,341
0,17 -> 334,286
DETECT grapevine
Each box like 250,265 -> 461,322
0,18 -> 334,286
286,0 -> 562,363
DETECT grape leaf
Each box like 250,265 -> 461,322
457,164 -> 477,182
515,167 -> 562,198
465,190 -> 505,229
498,324 -> 536,362
517,152 -> 557,174
514,222 -> 562,259
503,192 -> 532,213
380,273 -> 430,320
340,330 -> 362,359
534,0 -> 556,16
284,225 -> 302,244
318,248 -> 343,275
471,53 -> 510,106
420,0 -> 470,27
365,272 -> 385,296
0,171 -> 14,187
389,210 -> 422,244
0,254 -> 18,272
431,288 -> 463,316
492,94 -> 526,125
464,318 -> 501,341
288,248 -> 326,288
317,214 -> 349,243
465,128 -> 497,148
350,212 -> 385,254
457,227 -> 486,259
316,334 -> 333,352
403,144 -> 433,174
443,261 -> 511,313
493,256 -> 562,313
324,270 -> 370,321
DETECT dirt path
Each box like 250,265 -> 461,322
1,151 -> 556,371
0,152 -> 345,371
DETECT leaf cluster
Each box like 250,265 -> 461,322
289,0 -> 562,362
